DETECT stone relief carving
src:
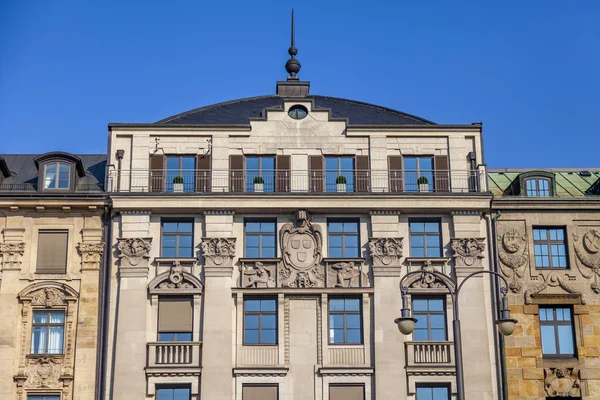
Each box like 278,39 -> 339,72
0,242 -> 25,269
524,271 -> 585,305
157,261 -> 195,289
24,357 -> 62,389
201,237 -> 236,266
327,261 -> 368,288
77,242 -> 104,269
410,260 -> 445,289
498,228 -> 529,293
573,230 -> 600,294
451,238 -> 486,267
241,261 -> 276,288
368,237 -> 403,267
280,210 -> 324,288
30,288 -> 66,307
117,238 -> 152,266
544,368 -> 580,397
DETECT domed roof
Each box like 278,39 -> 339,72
155,95 -> 435,126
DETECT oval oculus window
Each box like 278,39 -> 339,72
288,105 -> 308,120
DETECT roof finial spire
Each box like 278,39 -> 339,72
285,9 -> 301,81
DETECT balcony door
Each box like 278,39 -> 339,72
166,156 -> 195,192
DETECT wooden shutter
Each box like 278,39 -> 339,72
309,155 -> 324,192
37,231 -> 68,273
355,155 -> 369,193
158,297 -> 192,333
229,155 -> 244,192
275,155 -> 291,192
196,154 -> 211,193
242,385 -> 278,400
329,385 -> 364,400
150,153 -> 166,192
388,155 -> 403,193
434,155 -> 450,192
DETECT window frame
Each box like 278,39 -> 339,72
243,297 -> 278,346
160,219 -> 194,258
165,155 -> 196,192
288,105 -> 308,119
415,383 -> 451,400
42,161 -> 72,191
30,310 -> 66,355
325,156 -> 355,192
532,227 -> 569,269
328,297 -> 363,345
155,385 -> 192,400
524,177 -> 551,197
157,296 -> 193,342
539,306 -> 577,358
327,220 -> 360,258
244,219 -> 277,258
412,297 -> 447,341
409,219 -> 442,258
245,155 -> 276,192
404,155 -> 434,192
27,396 -> 61,400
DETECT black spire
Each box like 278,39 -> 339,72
285,9 -> 301,81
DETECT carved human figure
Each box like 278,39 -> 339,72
243,262 -> 275,288
332,262 -> 360,288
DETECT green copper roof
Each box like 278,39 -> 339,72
488,169 -> 600,197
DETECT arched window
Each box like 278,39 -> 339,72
524,177 -> 551,197
43,162 -> 71,189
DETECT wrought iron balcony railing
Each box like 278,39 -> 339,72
107,169 -> 486,194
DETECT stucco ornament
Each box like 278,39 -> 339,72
241,261 -> 276,288
157,261 -> 194,289
573,230 -> 600,294
451,238 -> 486,267
368,237 -> 403,267
77,242 -> 104,269
327,261 -> 369,288
31,288 -> 66,307
117,238 -> 152,266
544,368 -> 580,397
24,357 -> 62,389
280,210 -> 324,288
201,238 -> 236,264
0,242 -> 25,269
498,228 -> 529,293
524,271 -> 585,305
410,260 -> 445,289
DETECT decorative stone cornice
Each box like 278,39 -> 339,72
117,237 -> 152,278
451,238 -> 486,268
201,237 -> 236,277
203,210 -> 235,215
120,210 -> 151,215
77,242 -> 104,271
368,237 -> 403,277
0,242 -> 25,270
525,271 -> 586,305
451,210 -> 481,216
544,368 -> 580,397
369,210 -> 401,215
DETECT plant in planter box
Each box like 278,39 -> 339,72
253,176 -> 265,192
417,176 -> 429,192
336,175 -> 347,192
172,176 -> 184,192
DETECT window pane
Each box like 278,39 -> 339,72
245,300 -> 261,312
414,317 -> 427,330
261,299 -> 276,312
245,247 -> 259,258
329,222 -> 343,232
262,247 -> 276,258
431,329 -> 446,341
330,314 -> 344,329
329,248 -> 343,258
245,315 -> 259,329
413,299 -> 428,312
541,325 -> 557,354
173,387 -> 191,400
49,312 -> 64,323
416,387 -> 433,400
411,247 -> 425,257
329,299 -> 345,312
427,246 -> 442,258
44,163 -> 57,188
430,315 -> 445,329
34,312 -> 49,324
410,222 -> 425,233
178,235 -> 192,248
343,222 -> 358,232
404,157 -> 417,170
262,315 -> 276,329
244,329 -> 259,344
344,299 -> 360,311
424,222 -> 439,233
261,222 -> 276,232
31,326 -> 47,353
413,330 -> 428,341
557,325 -> 574,354
428,299 -> 444,311
346,314 -> 361,329
432,387 -> 449,400
262,235 -> 275,248
340,157 -> 354,170
261,329 -> 277,344
246,222 -> 261,233
345,235 -> 359,248
329,235 -> 343,247
411,235 -> 425,248
325,157 -> 338,170
332,329 -> 344,343
346,328 -> 361,343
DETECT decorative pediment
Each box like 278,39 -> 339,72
149,262 -> 203,295
18,282 -> 79,306
544,368 -> 580,397
406,260 -> 451,290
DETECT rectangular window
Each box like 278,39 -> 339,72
36,231 -> 68,274
244,298 -> 277,345
416,384 -> 450,400
325,156 -> 354,192
413,298 -> 447,341
242,384 -> 278,400
158,297 -> 193,342
540,307 -> 576,356
156,386 -> 191,400
533,228 -> 568,269
31,311 -> 65,354
329,298 -> 362,344
328,221 -> 360,258
329,384 -> 365,400
246,156 -> 275,192
526,178 -> 550,197
409,220 -> 442,257
404,156 -> 434,192
28,396 -> 61,400
161,221 -> 193,258
245,221 -> 276,258
166,155 -> 195,192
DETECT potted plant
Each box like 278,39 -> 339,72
253,176 -> 265,192
417,176 -> 429,192
172,176 -> 184,192
336,175 -> 347,192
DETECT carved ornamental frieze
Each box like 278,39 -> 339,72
24,357 -> 62,389
544,368 -> 580,397
573,229 -> 600,294
117,238 -> 152,267
409,260 -> 446,289
525,271 -> 585,305
498,228 -> 529,293
368,237 -> 403,267
77,242 -> 104,270
280,210 -> 324,288
201,237 -> 236,276
241,261 -> 277,288
31,288 -> 66,307
0,242 -> 25,270
326,261 -> 369,288
451,238 -> 485,268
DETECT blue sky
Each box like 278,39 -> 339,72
1,1 -> 599,168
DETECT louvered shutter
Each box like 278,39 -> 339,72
150,153 -> 166,192
275,155 -> 291,192
355,155 -> 369,192
196,154 -> 211,193
434,155 -> 450,192
36,231 -> 68,273
229,155 -> 244,192
309,155 -> 324,192
388,155 -> 403,193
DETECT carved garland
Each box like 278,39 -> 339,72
497,228 -> 529,293
117,238 -> 152,266
573,230 -> 600,294
524,271 -> 585,305
368,237 -> 403,267
451,238 -> 486,267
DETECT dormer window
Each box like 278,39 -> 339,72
525,177 -> 550,197
44,162 -> 71,189
505,171 -> 555,197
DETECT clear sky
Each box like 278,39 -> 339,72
1,1 -> 599,168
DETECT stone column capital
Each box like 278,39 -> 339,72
451,237 -> 486,270
201,237 -> 236,277
117,237 -> 152,278
368,237 -> 403,277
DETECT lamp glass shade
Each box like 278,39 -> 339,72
395,317 -> 417,335
496,318 -> 517,336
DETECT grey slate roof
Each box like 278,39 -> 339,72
0,154 -> 107,193
156,95 -> 435,126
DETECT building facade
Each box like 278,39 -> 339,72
490,169 -> 600,400
0,153 -> 107,400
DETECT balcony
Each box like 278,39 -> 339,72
405,341 -> 455,373
107,169 -> 486,194
146,341 -> 202,377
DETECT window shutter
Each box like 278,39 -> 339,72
196,154 -> 211,193
37,231 -> 68,274
229,155 -> 244,192
275,155 -> 291,192
388,155 -> 403,193
158,297 -> 193,333
309,155 -> 324,192
150,154 -> 166,192
355,155 -> 369,193
330,385 -> 364,400
242,385 -> 278,400
434,155 -> 450,192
